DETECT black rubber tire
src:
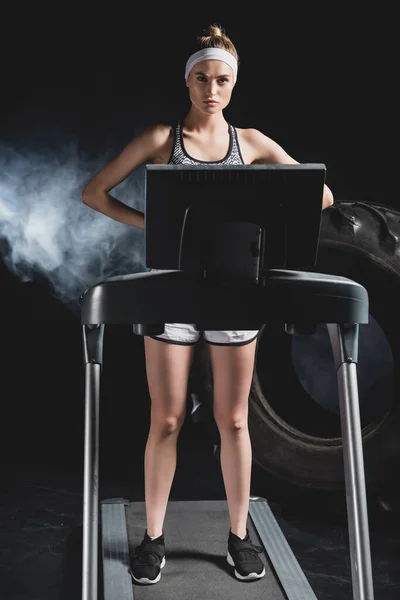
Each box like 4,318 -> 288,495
189,201 -> 400,494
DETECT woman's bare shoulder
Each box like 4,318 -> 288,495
139,123 -> 174,144
136,123 -> 174,163
235,127 -> 293,164
235,126 -> 271,142
234,126 -> 274,164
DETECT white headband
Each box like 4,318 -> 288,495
185,48 -> 238,84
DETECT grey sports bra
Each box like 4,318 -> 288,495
167,119 -> 245,165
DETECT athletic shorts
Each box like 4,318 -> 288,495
146,269 -> 260,347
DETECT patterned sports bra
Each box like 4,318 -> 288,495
167,119 -> 245,165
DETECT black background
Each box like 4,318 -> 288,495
1,6 -> 397,467
1,9 -> 399,599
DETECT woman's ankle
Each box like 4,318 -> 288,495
147,529 -> 163,539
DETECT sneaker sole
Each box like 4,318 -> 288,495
227,551 -> 266,580
130,555 -> 166,584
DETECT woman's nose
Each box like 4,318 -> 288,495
206,82 -> 218,96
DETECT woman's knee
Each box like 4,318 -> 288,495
150,414 -> 185,436
214,414 -> 248,432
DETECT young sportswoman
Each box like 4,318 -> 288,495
82,23 -> 334,585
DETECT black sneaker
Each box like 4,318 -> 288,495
129,530 -> 166,585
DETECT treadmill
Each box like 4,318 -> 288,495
80,164 -> 375,599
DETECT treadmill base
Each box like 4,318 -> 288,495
100,496 -> 318,599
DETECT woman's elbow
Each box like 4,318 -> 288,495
322,186 -> 334,210
81,183 -> 96,205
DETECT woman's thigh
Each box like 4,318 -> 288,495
144,336 -> 196,428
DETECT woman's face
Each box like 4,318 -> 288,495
186,59 -> 235,113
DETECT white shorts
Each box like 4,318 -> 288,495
146,269 -> 260,346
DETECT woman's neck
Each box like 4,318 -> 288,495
183,108 -> 228,134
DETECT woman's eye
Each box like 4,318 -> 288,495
197,77 -> 228,83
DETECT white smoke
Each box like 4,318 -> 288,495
0,127 -> 146,317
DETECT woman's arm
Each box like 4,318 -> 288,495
248,129 -> 334,210
81,124 -> 171,229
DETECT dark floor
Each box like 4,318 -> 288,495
1,426 -> 399,600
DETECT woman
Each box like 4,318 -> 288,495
82,23 -> 334,586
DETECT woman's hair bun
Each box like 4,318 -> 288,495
196,23 -> 240,65
209,24 -> 223,37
